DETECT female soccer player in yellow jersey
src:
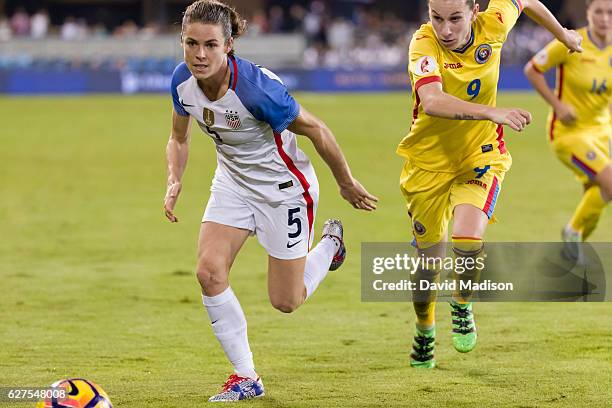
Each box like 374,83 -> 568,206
524,0 -> 612,258
397,0 -> 583,368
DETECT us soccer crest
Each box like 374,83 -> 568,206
203,108 -> 215,127
475,44 -> 492,64
225,110 -> 242,129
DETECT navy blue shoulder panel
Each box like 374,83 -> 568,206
230,56 -> 300,133
171,62 -> 192,116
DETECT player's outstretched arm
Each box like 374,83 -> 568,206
524,62 -> 577,125
521,0 -> 583,52
164,109 -> 191,223
418,81 -> 532,132
288,107 -> 378,211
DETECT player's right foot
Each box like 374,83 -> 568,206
410,326 -> 436,368
322,219 -> 346,271
561,226 -> 583,264
450,301 -> 477,353
208,374 -> 265,402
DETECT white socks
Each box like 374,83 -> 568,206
202,237 -> 341,379
202,287 -> 257,379
303,236 -> 339,299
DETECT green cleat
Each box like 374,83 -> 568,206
410,326 -> 436,368
450,301 -> 477,353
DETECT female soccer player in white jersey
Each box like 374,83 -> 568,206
163,0 -> 378,402
397,0 -> 582,369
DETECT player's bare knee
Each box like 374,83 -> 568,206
270,295 -> 301,313
599,183 -> 612,202
595,167 -> 612,202
196,256 -> 228,289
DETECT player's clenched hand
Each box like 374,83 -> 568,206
339,178 -> 379,211
561,29 -> 583,53
488,107 -> 532,132
554,103 -> 577,125
164,180 -> 182,222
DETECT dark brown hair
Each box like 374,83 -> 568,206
181,0 -> 247,49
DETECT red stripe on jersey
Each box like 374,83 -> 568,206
273,132 -> 314,249
412,76 -> 441,122
530,60 -> 543,74
496,124 -> 507,154
412,92 -> 421,122
415,76 -> 442,92
550,65 -> 564,141
515,0 -> 524,12
230,56 -> 238,91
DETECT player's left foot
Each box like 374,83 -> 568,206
450,301 -> 477,353
208,374 -> 265,402
410,326 -> 436,368
322,219 -> 346,271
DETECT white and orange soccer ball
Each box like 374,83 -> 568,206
36,378 -> 112,408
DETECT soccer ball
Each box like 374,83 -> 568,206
36,378 -> 113,408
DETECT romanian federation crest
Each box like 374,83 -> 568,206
225,110 -> 242,130
203,108 -> 215,127
475,44 -> 492,64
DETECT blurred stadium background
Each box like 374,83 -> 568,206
2,1 -> 611,407
0,0 -> 591,93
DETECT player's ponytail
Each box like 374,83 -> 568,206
181,0 -> 247,54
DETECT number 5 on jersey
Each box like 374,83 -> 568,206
286,208 -> 302,248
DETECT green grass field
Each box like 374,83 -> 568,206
1,93 -> 611,407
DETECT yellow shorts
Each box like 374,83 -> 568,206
552,131 -> 612,185
399,158 -> 510,247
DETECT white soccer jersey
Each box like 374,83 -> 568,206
171,55 -> 317,204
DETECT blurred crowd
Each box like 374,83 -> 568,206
0,7 -> 162,41
0,2 -> 556,67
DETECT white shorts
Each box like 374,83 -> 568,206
202,179 -> 319,260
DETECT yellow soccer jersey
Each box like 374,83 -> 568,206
531,27 -> 612,140
397,0 -> 524,172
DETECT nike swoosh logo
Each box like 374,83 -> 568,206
211,319 -> 219,324
180,99 -> 195,107
286,240 -> 302,248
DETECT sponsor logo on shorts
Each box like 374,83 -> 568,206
587,151 -> 597,160
475,44 -> 492,64
413,221 -> 426,236
467,179 -> 488,190
474,165 -> 491,179
495,12 -> 504,24
481,144 -> 494,153
286,240 -> 302,248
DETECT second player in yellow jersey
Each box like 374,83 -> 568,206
398,0 -> 582,369
525,0 -> 612,256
